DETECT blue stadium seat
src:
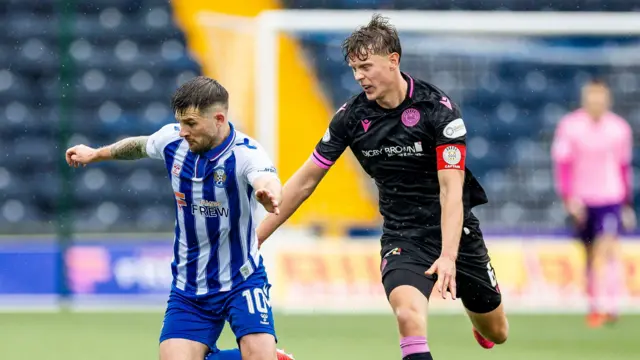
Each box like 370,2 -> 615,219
0,0 -> 203,233
1,0 -> 638,233
284,0 -> 640,11
0,169 -> 31,200
75,0 -> 144,15
5,15 -> 56,40
290,14 -> 640,230
633,149 -> 640,168
0,73 -> 32,104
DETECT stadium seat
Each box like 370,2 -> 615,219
286,0 -> 640,11
285,6 -> 640,229
1,0 -> 637,234
0,0 -> 202,233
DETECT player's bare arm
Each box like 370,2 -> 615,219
256,159 -> 328,244
438,169 -> 465,258
426,169 -> 465,300
108,136 -> 150,160
252,175 -> 283,215
65,136 -> 149,167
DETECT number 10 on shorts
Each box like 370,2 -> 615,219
242,288 -> 270,314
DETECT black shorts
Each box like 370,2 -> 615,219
379,218 -> 502,314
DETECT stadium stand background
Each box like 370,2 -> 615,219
0,0 -> 201,233
0,0 -> 638,235
1,3 -> 640,359
282,0 -> 640,234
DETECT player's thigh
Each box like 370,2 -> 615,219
457,258 -> 502,313
457,260 -> 507,343
159,291 -> 225,358
159,339 -> 209,360
226,273 -> 277,359
590,205 -> 623,256
598,209 -> 623,255
456,219 -> 502,314
383,269 -> 433,337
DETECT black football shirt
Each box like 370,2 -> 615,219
311,72 -> 488,253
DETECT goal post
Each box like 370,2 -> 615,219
193,9 -> 640,314
254,10 -> 640,162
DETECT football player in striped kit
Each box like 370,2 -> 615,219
66,76 -> 295,360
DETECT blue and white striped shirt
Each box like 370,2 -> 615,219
146,122 -> 278,296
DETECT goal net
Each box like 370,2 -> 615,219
251,10 -> 640,232
192,10 -> 640,313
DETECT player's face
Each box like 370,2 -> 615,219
175,107 -> 224,153
581,84 -> 611,119
348,52 -> 398,101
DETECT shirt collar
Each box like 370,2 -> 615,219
204,122 -> 236,162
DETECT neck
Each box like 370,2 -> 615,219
376,71 -> 407,109
207,123 -> 231,150
585,109 -> 605,121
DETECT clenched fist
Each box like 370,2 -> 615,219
65,144 -> 99,167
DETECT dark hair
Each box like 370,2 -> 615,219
171,76 -> 229,115
341,13 -> 402,63
587,78 -> 608,88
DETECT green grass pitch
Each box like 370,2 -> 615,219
0,313 -> 637,359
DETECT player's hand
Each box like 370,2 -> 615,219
255,189 -> 280,215
65,144 -> 99,167
425,256 -> 457,300
622,205 -> 636,231
565,198 -> 586,226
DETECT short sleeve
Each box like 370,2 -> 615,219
146,123 -> 181,160
236,139 -> 280,185
311,105 -> 352,170
431,98 -> 467,170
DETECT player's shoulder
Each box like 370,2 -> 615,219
556,109 -> 585,130
155,122 -> 181,136
408,75 -> 447,100
231,130 -> 267,157
604,113 -> 633,141
607,112 -> 631,129
333,93 -> 363,120
231,130 -> 277,175
148,123 -> 182,150
407,74 -> 460,115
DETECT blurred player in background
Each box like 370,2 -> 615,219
65,77 -> 294,360
552,79 -> 635,328
258,14 -> 508,359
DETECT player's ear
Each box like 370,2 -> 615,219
388,52 -> 400,70
213,112 -> 225,126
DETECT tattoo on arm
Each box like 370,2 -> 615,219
109,136 -> 150,160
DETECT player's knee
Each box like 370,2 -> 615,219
159,338 -> 208,360
239,333 -> 277,360
394,304 -> 426,336
486,317 -> 509,345
388,284 -> 428,336
492,323 -> 509,344
467,302 -> 509,345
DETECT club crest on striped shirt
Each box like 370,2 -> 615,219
213,167 -> 227,188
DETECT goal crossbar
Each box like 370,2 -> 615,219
258,10 -> 640,34
254,10 -> 640,161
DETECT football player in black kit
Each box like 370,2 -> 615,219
257,14 -> 509,359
